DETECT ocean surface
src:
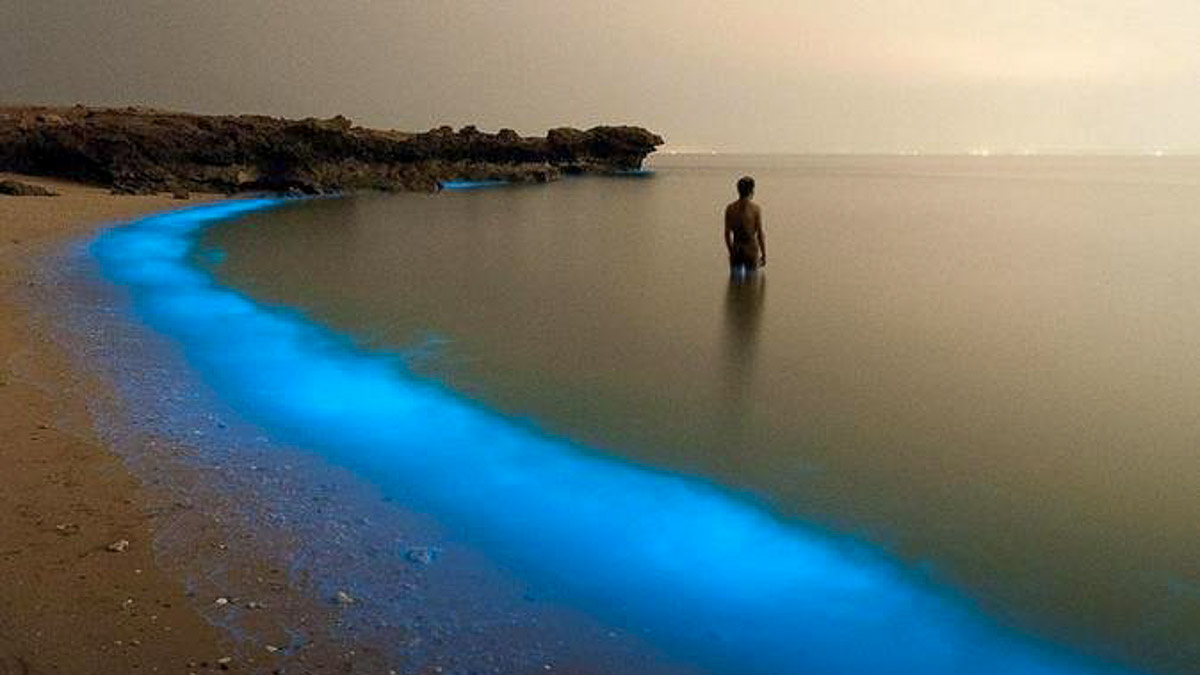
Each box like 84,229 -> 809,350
95,155 -> 1200,674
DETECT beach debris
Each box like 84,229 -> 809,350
217,656 -> 233,670
404,546 -> 439,565
265,645 -> 279,653
245,600 -> 264,610
334,590 -> 357,606
54,523 -> 79,536
214,597 -> 230,607
105,539 -> 130,553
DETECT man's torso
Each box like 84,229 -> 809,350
725,200 -> 761,262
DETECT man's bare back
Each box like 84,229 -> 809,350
724,176 -> 766,271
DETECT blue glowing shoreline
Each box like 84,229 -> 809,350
439,179 -> 508,189
91,197 -> 1143,675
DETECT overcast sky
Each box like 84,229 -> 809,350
3,0 -> 1199,153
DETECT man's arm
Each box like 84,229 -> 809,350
724,208 -> 735,255
755,207 -> 766,266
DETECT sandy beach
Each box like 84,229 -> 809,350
0,177 -> 374,675
0,174 -> 240,672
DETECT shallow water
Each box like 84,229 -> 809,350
145,155 -> 1200,673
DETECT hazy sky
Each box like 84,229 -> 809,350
3,0 -> 1199,153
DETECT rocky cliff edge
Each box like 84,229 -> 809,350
0,106 -> 664,195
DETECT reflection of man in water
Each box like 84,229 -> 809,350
722,270 -> 765,431
724,176 -> 766,273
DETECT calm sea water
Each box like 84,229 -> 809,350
196,155 -> 1200,673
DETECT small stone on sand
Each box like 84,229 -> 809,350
405,546 -> 438,565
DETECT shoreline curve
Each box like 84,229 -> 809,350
89,193 -> 1144,675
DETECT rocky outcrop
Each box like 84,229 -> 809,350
0,178 -> 58,196
0,106 -> 664,195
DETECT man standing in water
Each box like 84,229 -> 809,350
724,176 -> 766,273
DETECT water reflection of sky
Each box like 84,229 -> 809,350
93,199 -> 1142,675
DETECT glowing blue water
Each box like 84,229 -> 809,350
613,168 -> 656,177
92,198 -> 1142,675
440,179 -> 508,189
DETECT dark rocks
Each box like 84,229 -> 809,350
0,106 -> 663,195
0,179 -> 58,196
547,125 -> 664,173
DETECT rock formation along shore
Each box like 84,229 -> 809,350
0,106 -> 664,195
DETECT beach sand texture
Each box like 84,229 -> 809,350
0,175 -> 230,673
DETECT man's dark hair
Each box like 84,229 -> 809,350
737,176 -> 755,199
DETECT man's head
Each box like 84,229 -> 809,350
736,176 -> 755,199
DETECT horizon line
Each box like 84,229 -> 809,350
654,149 -> 1199,158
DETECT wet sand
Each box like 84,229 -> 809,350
0,176 -> 386,675
0,174 -> 235,672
